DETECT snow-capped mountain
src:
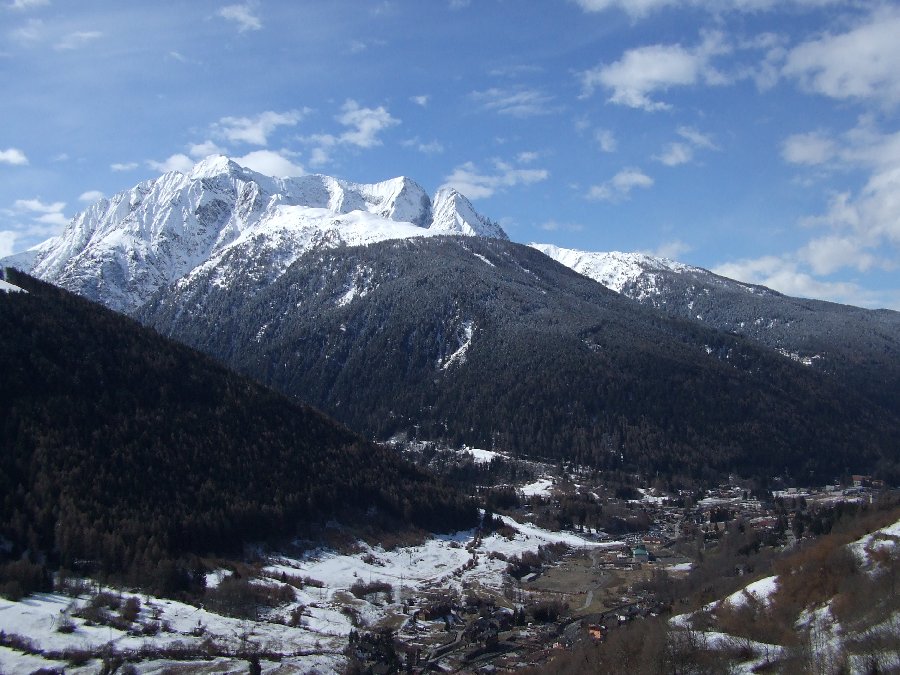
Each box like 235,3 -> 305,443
530,243 -> 771,302
2,155 -> 506,313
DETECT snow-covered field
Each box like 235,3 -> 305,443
0,518 -> 617,674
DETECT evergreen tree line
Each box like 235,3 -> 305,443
0,270 -> 476,591
138,237 -> 900,485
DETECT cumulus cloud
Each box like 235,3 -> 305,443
214,110 -> 306,146
146,153 -> 194,173
336,100 -> 399,148
78,190 -> 104,203
0,230 -> 18,258
234,149 -> 303,176
783,6 -> 900,107
713,254 -> 891,308
11,197 -> 68,231
470,86 -> 556,117
580,32 -> 729,110
0,148 -> 28,165
647,240 -> 692,260
304,100 -> 400,166
586,167 -> 654,202
781,131 -> 836,166
189,140 -> 227,159
442,159 -> 549,200
782,119 -> 900,278
217,3 -> 261,32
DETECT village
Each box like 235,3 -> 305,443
349,461 -> 890,673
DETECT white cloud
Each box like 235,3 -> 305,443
540,220 -> 584,232
781,131 -> 835,166
470,87 -> 556,117
110,162 -> 138,172
586,167 -> 654,202
643,240 -> 692,260
14,198 -> 65,214
189,140 -> 226,159
571,0 -> 843,19
677,126 -> 717,150
335,99 -> 399,148
10,197 -> 68,234
234,149 -> 303,177
54,30 -> 102,50
217,3 -> 261,32
78,190 -> 104,203
8,0 -> 50,9
11,18 -> 44,43
411,95 -> 429,107
580,32 -> 729,110
517,151 -> 539,164
783,7 -> 900,106
594,129 -> 617,153
214,110 -> 305,146
442,159 -> 549,200
402,137 -> 444,154
655,126 -> 718,166
0,230 -> 18,258
712,254 -> 890,308
146,153 -> 194,174
0,148 -> 28,165
655,142 -> 692,166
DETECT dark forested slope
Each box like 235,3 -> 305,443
138,237 -> 900,484
0,269 -> 475,579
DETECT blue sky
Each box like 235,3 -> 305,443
2,0 -> 899,308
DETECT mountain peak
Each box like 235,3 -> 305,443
189,154 -> 249,180
431,187 -> 508,240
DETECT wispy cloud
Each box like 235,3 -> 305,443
217,3 -> 261,32
0,148 -> 28,166
188,140 -> 226,159
586,167 -> 653,202
470,86 -> 556,117
54,30 -> 102,50
402,137 -> 444,154
110,162 -> 138,172
0,230 -> 18,258
410,95 -> 429,107
655,126 -> 718,166
571,0 -> 844,20
540,220 -> 584,232
213,110 -> 306,146
442,158 -> 549,199
580,32 -> 730,110
7,0 -> 50,9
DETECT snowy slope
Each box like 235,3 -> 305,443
531,243 -> 710,298
2,156 -> 507,313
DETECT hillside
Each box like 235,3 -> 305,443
0,269 -> 475,588
138,236 -> 900,484
534,244 -> 900,415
